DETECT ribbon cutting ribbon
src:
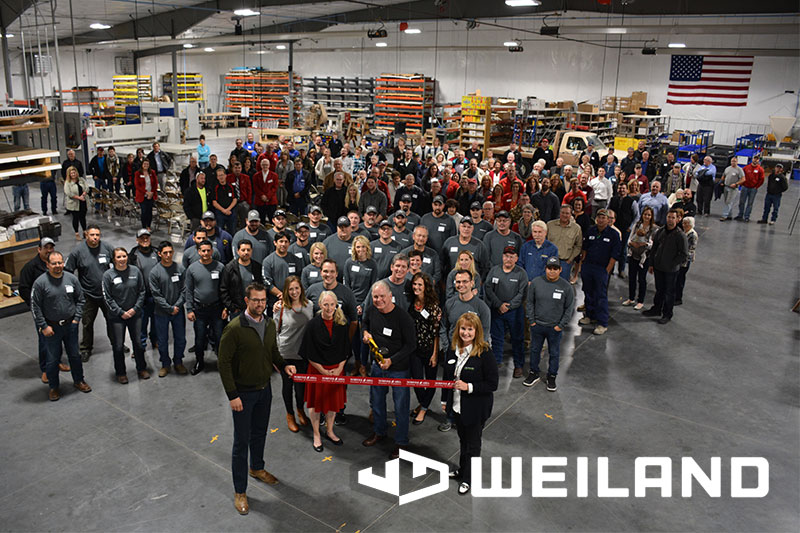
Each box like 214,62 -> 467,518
292,374 -> 455,389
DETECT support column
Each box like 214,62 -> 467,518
288,42 -> 294,129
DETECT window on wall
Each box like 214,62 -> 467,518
115,56 -> 135,75
28,54 -> 52,76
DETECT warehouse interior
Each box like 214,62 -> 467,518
0,0 -> 798,531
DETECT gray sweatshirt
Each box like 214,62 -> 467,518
288,242 -> 311,266
391,228 -> 412,249
441,236 -> 490,280
420,212 -> 456,253
388,210 -> 421,231
308,224 -> 331,243
526,275 -> 574,330
485,265 -> 528,310
322,234 -> 354,281
344,258 -> 379,304
184,260 -> 224,311
473,220 -> 494,241
400,245 -> 442,283
149,262 -> 186,316
439,294 -> 491,353
369,238 -> 402,278
182,245 -> 220,268
30,272 -> 85,328
274,302 -> 314,361
301,263 -> 322,289
262,252 -> 305,293
102,266 -> 146,319
65,241 -> 114,298
306,281 -> 358,322
362,277 -> 410,314
232,228 -> 274,263
484,230 -> 523,266
130,247 -> 159,295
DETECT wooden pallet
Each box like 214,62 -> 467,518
0,145 -> 60,181
0,107 -> 49,133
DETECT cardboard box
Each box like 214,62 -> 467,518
671,130 -> 685,142
557,100 -> 575,109
578,103 -> 600,113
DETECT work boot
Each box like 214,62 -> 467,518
286,413 -> 299,433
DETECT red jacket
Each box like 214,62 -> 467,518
252,169 -> 279,206
134,169 -> 158,203
742,163 -> 765,189
499,176 -> 524,195
228,173 -> 252,205
443,179 -> 460,200
562,189 -> 587,206
257,152 -> 278,172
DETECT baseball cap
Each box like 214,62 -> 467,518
39,237 -> 55,247
274,209 -> 287,218
495,210 -> 510,218
379,219 -> 392,228
136,228 -> 151,238
337,216 -> 350,227
503,246 -> 518,255
400,194 -> 412,202
309,205 -> 323,214
595,208 -> 608,217
470,201 -> 481,210
394,210 -> 407,218
546,256 -> 561,268
202,211 -> 215,220
430,178 -> 440,185
460,217 -> 473,225
432,195 -> 445,204
366,205 -> 378,214
247,210 -> 260,222
296,222 -> 309,231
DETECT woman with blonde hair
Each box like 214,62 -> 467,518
442,312 -> 498,495
63,166 -> 88,239
344,235 -> 378,375
300,290 -> 349,452
301,242 -> 327,289
344,183 -> 360,211
273,276 -> 314,432
445,250 -> 481,300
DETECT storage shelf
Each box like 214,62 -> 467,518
223,69 -> 302,128
373,73 -> 435,135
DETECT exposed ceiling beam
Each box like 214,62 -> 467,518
0,0 -> 36,29
543,23 -> 800,36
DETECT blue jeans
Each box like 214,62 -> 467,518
40,180 -> 58,213
761,193 -> 782,222
490,307 -> 524,368
559,259 -> 571,281
617,230 -> 630,274
370,362 -> 410,445
582,263 -> 610,326
231,385 -> 271,494
215,210 -> 237,236
140,198 -> 154,229
530,323 -> 563,376
652,270 -> 678,319
737,186 -> 758,220
154,310 -> 186,367
109,317 -> 147,375
12,184 -> 29,210
43,322 -> 84,390
139,295 -> 157,349
193,304 -> 224,359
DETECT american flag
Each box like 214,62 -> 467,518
667,55 -> 753,107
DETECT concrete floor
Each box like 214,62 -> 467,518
0,181 -> 798,532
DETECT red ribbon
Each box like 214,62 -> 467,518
292,374 -> 455,389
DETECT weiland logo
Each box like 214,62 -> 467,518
358,451 -> 769,505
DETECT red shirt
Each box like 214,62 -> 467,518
499,176 -> 524,195
742,163 -> 765,189
562,189 -> 587,206
253,169 -> 278,206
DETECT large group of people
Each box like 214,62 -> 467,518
22,129 -> 791,514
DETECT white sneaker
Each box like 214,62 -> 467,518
768,221 -> 775,225
458,482 -> 470,495
593,325 -> 608,335
622,299 -> 634,306
634,303 -> 644,311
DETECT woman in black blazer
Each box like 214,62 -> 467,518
442,312 -> 499,495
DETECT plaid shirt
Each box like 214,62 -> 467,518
352,155 -> 366,175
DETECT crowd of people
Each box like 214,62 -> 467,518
19,130 -> 791,513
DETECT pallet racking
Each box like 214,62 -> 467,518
303,76 -> 374,124
460,95 -> 516,160
374,73 -> 435,135
224,69 -> 302,128
162,73 -> 204,102
566,110 -> 617,146
113,75 -> 152,124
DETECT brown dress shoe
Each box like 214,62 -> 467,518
174,363 -> 188,375
296,410 -> 310,426
158,367 -> 170,378
41,372 -> 48,384
513,368 -> 523,379
73,382 -> 92,393
249,469 -> 278,485
58,363 -> 71,372
138,370 -> 151,380
48,388 -> 60,401
117,375 -> 129,384
286,413 -> 299,433
362,433 -> 386,447
234,493 -> 249,515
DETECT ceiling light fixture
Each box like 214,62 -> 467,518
404,28 -> 421,34
505,0 -> 541,6
376,42 -> 388,47
204,47 -> 215,52
90,23 -> 111,30
234,9 -> 260,16
504,40 -> 521,47
668,42 -> 686,48
4,34 -> 14,38
183,43 -> 194,48
255,50 -> 268,54
276,44 -> 287,50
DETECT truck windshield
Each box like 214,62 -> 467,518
585,135 -> 609,151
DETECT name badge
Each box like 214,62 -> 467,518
553,292 -> 562,299
288,266 -> 296,273
347,247 -> 352,254
422,257 -> 431,264
447,358 -> 456,365
420,309 -> 430,319
310,232 -> 317,239
351,265 -> 361,272
228,192 -> 233,198
310,271 -> 318,278
438,226 -> 445,232
210,271 -> 220,279
374,247 -> 382,253
450,246 -> 458,253
171,275 -> 180,282
113,277 -> 122,285
294,252 -> 303,259
491,277 -> 499,284
391,296 -> 396,303
412,194 -> 418,198
589,236 -> 596,240
65,285 -> 74,293
99,256 -> 108,264
382,327 -> 393,336
603,238 -> 610,242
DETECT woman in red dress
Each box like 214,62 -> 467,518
300,290 -> 349,452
